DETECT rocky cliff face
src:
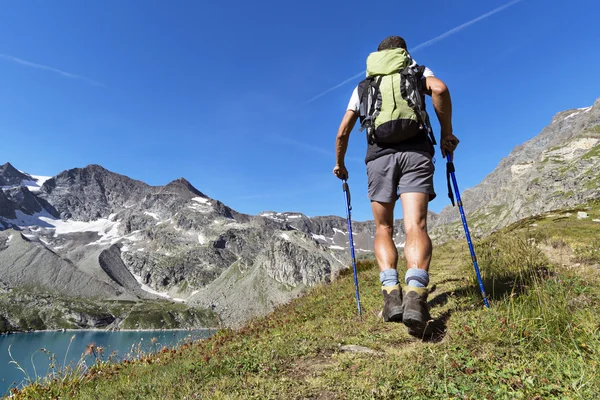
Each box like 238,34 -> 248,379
0,163 -> 33,186
257,211 -> 437,253
431,98 -> 600,239
0,164 -> 353,329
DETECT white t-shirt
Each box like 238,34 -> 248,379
347,60 -> 434,112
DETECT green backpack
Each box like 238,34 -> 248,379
358,48 -> 435,145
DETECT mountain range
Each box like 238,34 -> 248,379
1,97 -> 599,332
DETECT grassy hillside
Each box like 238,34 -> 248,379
9,201 -> 600,399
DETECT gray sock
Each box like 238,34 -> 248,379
380,269 -> 399,287
405,268 -> 429,288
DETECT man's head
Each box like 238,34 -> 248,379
377,36 -> 407,51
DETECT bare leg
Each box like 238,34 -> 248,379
371,201 -> 397,272
399,192 -> 433,334
372,200 -> 405,322
400,192 -> 432,272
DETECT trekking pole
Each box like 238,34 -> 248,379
445,154 -> 490,308
342,179 -> 362,316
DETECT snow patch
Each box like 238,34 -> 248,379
578,106 -> 593,112
131,273 -> 186,302
23,174 -> 52,192
0,174 -> 52,192
333,228 -> 347,236
280,233 -> 291,241
198,233 -> 208,245
1,212 -> 125,246
124,231 -> 143,242
0,209 -> 55,228
329,245 -> 344,250
144,211 -> 159,220
7,234 -> 13,243
564,111 -> 581,120
260,212 -> 287,222
311,234 -> 327,241
35,216 -> 122,245
190,290 -> 199,296
593,219 -> 600,223
188,197 -> 213,213
192,197 -> 211,204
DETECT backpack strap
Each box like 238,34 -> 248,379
359,76 -> 383,145
399,65 -> 437,146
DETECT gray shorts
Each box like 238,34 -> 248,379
366,151 -> 436,203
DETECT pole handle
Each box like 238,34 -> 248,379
342,180 -> 351,208
445,155 -> 456,206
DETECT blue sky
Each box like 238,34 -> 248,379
1,0 -> 599,222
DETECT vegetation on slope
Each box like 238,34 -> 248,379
9,201 -> 600,399
0,291 -> 218,334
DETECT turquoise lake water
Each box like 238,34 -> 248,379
0,329 -> 216,397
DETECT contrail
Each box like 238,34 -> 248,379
273,134 -> 363,163
273,135 -> 333,157
0,53 -> 105,87
410,0 -> 525,52
306,0 -> 525,104
305,71 -> 365,104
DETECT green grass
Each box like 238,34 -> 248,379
587,125 -> 600,134
582,144 -> 600,160
121,301 -> 217,330
9,205 -> 600,399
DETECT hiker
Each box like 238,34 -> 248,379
333,36 -> 459,335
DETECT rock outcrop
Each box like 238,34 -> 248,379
431,98 -> 600,238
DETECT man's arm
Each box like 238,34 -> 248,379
333,110 -> 359,180
425,76 -> 459,157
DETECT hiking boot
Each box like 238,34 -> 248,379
402,287 -> 432,336
382,284 -> 403,322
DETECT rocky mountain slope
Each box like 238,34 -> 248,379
1,163 -> 396,331
431,97 -> 600,239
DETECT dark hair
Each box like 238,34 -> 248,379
377,36 -> 407,51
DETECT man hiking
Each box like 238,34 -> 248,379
333,36 -> 459,336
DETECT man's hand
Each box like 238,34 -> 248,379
333,164 -> 348,180
440,133 -> 460,158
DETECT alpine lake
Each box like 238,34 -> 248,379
0,329 -> 216,396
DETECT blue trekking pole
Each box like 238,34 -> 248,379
342,179 -> 362,316
446,154 -> 490,308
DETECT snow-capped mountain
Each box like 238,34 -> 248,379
0,163 -> 356,329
